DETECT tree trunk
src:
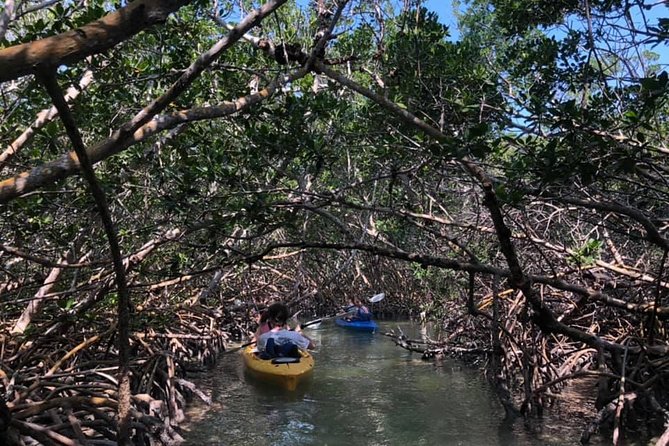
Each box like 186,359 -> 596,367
0,0 -> 193,82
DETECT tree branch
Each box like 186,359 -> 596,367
0,0 -> 194,83
37,69 -> 133,445
0,0 -> 292,204
0,67 -> 97,171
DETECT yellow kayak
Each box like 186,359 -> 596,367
242,345 -> 314,391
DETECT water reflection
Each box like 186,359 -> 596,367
182,321 -> 602,445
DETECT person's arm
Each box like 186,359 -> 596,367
293,328 -> 315,350
254,322 -> 269,341
303,333 -> 315,350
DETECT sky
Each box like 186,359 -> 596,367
419,0 -> 669,70
289,0 -> 669,72
423,0 -> 459,38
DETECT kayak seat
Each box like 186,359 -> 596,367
271,357 -> 301,364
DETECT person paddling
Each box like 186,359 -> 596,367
253,307 -> 272,341
257,303 -> 315,358
344,297 -> 372,321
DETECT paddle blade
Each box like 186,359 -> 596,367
301,319 -> 322,329
369,292 -> 385,303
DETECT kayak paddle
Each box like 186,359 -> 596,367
223,339 -> 256,354
369,292 -> 385,303
300,312 -> 348,330
302,293 -> 385,329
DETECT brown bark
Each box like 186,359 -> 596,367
0,0 -> 193,83
0,67 -> 96,171
0,0 -> 291,204
11,252 -> 71,335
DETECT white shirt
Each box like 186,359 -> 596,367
258,329 -> 311,351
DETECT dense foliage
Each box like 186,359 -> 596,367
1,0 -> 669,444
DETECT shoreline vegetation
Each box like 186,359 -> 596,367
2,291 -> 665,445
1,0 -> 669,444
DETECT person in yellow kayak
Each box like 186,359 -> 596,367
253,302 -> 294,340
253,307 -> 272,341
257,303 -> 315,359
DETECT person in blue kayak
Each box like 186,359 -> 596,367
344,298 -> 372,321
257,303 -> 315,358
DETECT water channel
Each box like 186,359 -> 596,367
182,321 -> 605,445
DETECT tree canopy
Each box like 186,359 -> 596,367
1,0 -> 669,444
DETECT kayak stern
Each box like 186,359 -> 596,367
242,346 -> 314,391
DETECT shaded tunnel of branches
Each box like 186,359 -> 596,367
0,0 -> 668,445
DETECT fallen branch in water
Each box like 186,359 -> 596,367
382,328 -> 490,359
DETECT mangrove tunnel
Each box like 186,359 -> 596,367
0,0 -> 668,444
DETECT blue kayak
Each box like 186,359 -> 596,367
335,317 -> 378,332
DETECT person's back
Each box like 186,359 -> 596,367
257,303 -> 315,356
258,328 -> 312,354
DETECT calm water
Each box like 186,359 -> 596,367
182,321 -> 601,445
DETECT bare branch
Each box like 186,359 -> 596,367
0,67 -> 96,171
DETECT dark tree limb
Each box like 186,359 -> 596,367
241,239 -> 669,322
37,70 -> 133,445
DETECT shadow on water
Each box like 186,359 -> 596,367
181,321 -> 607,446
